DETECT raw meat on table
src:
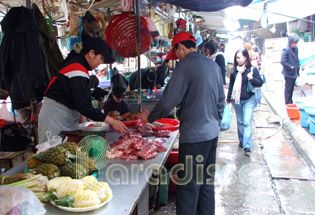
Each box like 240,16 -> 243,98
106,134 -> 167,161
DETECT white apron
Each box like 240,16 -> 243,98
38,97 -> 80,144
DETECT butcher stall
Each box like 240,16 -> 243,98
3,120 -> 179,215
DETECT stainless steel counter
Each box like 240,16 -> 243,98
6,130 -> 178,215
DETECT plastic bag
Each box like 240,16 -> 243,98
146,16 -> 159,38
0,186 -> 46,215
295,76 -> 304,87
220,104 -> 232,131
0,102 -> 19,123
36,131 -> 66,153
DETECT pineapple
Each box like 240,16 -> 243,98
73,190 -> 100,208
87,158 -> 98,174
34,145 -> 74,166
27,154 -> 44,169
48,176 -> 72,191
88,182 -> 112,202
60,163 -> 88,179
60,142 -> 78,154
30,163 -> 60,179
81,175 -> 97,189
56,179 -> 84,198
75,151 -> 98,175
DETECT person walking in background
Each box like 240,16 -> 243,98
281,34 -> 300,105
226,48 -> 263,156
155,59 -> 172,88
244,43 -> 263,104
244,43 -> 262,71
139,31 -> 225,215
204,40 -> 226,85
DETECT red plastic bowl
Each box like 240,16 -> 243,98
151,118 -> 179,131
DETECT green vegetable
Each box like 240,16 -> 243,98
54,195 -> 74,207
39,191 -> 57,202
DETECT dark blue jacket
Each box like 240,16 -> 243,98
281,45 -> 300,79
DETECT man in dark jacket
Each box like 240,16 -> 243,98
129,68 -> 156,91
155,59 -> 172,88
281,34 -> 300,104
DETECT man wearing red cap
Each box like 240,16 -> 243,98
139,31 -> 225,215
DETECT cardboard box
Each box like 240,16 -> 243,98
0,148 -> 33,171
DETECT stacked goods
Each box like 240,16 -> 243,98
41,176 -> 112,208
0,173 -> 48,199
106,134 -> 167,161
27,143 -> 98,179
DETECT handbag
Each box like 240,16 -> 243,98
247,66 -> 256,93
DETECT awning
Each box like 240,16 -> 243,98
148,0 -> 253,12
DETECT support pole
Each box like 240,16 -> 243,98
26,0 -> 31,9
136,0 -> 142,112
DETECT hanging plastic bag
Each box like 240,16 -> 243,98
146,16 -> 159,38
220,104 -> 232,131
36,131 -> 66,153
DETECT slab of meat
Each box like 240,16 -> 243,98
106,134 -> 167,161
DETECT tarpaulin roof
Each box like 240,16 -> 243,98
148,0 -> 253,12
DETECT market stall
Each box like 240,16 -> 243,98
4,128 -> 179,215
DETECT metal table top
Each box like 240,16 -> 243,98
42,130 -> 178,215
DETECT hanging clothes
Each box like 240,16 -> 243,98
0,7 -> 49,109
32,3 -> 64,80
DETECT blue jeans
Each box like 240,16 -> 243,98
232,95 -> 257,150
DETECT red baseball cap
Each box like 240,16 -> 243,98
166,31 -> 197,60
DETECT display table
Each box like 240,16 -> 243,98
4,130 -> 179,215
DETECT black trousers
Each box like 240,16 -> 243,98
176,137 -> 218,215
284,77 -> 296,105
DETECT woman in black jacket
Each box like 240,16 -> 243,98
226,48 -> 263,156
204,40 -> 226,85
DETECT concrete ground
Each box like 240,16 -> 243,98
154,93 -> 315,215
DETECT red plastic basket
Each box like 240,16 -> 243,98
105,12 -> 152,58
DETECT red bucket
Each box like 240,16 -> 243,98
286,104 -> 300,120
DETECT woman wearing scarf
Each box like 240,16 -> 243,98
226,48 -> 263,156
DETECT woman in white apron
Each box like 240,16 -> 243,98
38,37 -> 128,143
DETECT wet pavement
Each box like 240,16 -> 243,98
154,93 -> 315,215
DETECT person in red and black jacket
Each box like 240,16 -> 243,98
38,37 -> 128,143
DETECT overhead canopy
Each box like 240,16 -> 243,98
193,0 -> 315,34
148,0 -> 253,12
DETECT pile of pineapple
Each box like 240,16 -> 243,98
27,142 -> 97,179
47,176 -> 112,208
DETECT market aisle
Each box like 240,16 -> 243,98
154,95 -> 315,215
216,96 -> 315,215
